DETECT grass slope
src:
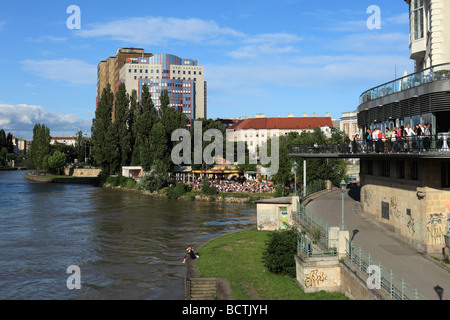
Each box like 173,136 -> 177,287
196,228 -> 348,300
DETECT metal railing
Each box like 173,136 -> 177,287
346,239 -> 427,300
297,180 -> 326,198
359,63 -> 450,105
297,232 -> 337,258
296,202 -> 329,240
290,134 -> 450,155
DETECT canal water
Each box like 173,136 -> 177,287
0,170 -> 257,299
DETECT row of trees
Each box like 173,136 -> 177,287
91,83 -> 189,176
27,124 -> 90,174
0,129 -> 16,166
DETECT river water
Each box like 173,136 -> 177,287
0,170 -> 257,300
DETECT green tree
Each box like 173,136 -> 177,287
74,130 -> 86,163
263,228 -> 299,278
43,150 -> 67,175
159,89 -> 189,170
28,123 -> 51,172
129,89 -> 140,166
136,84 -> 158,171
91,83 -> 115,173
115,83 -> 132,167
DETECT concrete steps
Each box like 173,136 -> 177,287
190,278 -> 218,300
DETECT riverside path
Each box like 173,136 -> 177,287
304,186 -> 450,300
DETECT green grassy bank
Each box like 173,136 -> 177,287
196,228 -> 348,300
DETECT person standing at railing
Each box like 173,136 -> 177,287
391,127 -> 398,152
416,124 -> 424,152
385,128 -> 392,152
405,124 -> 415,152
373,128 -> 380,153
423,124 -> 431,151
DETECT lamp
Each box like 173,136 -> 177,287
340,179 -> 346,231
293,161 -> 298,196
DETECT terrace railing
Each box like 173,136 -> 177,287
359,63 -> 450,105
290,134 -> 450,155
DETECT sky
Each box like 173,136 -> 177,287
0,0 -> 414,140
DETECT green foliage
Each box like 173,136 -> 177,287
106,174 -> 136,189
166,183 -> 191,199
263,228 -> 299,278
138,159 -> 169,192
28,123 -> 51,172
42,150 -> 67,175
200,177 -> 218,195
263,127 -> 348,188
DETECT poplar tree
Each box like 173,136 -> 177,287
28,123 -> 51,172
115,83 -> 131,167
91,83 -> 116,173
136,84 -> 157,171
129,89 -> 140,166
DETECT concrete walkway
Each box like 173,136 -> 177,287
304,186 -> 450,300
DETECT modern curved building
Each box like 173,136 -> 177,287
355,0 -> 450,254
358,0 -> 450,135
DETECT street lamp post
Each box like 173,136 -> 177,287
340,179 -> 347,231
293,161 -> 298,196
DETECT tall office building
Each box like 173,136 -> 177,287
119,53 -> 207,124
405,0 -> 450,71
96,48 -> 153,120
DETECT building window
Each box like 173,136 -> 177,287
367,160 -> 373,175
441,161 -> 450,187
381,202 -> 390,220
410,161 -> 419,180
381,160 -> 390,177
397,161 -> 405,179
413,0 -> 424,40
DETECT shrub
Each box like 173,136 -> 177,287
166,183 -> 189,199
263,228 -> 299,278
201,177 -> 218,196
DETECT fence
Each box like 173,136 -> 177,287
295,195 -> 427,299
346,239 -> 427,300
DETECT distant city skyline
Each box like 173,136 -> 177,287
0,0 -> 414,140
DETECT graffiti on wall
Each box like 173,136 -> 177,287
427,213 -> 445,245
361,188 -> 373,209
390,196 -> 402,219
304,269 -> 327,288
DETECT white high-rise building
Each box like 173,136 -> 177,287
119,54 -> 206,124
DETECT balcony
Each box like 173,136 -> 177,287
359,63 -> 450,106
289,134 -> 450,159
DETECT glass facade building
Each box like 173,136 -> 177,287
120,53 -> 206,126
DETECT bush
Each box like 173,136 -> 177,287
263,228 -> 299,278
166,183 -> 189,199
201,177 -> 218,196
105,174 -> 136,189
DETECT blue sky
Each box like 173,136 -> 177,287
0,0 -> 413,140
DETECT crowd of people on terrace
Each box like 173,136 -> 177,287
192,178 -> 274,193
350,123 -> 433,153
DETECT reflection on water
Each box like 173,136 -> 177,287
0,170 -> 256,299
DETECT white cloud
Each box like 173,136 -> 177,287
21,59 -> 96,85
0,104 -> 91,139
77,16 -> 244,45
228,33 -> 302,59
26,35 -> 68,43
